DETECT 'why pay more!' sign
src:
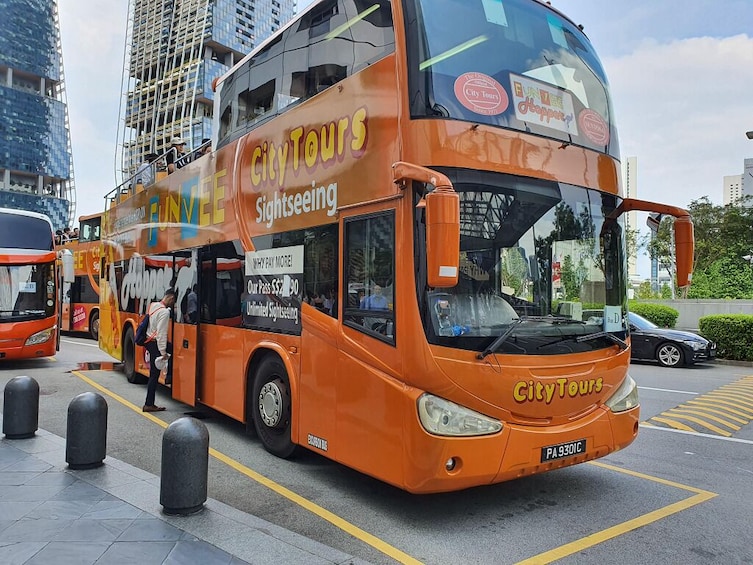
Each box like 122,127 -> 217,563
243,246 -> 303,334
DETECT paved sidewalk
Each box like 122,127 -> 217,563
0,421 -> 367,565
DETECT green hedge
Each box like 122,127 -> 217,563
699,314 -> 753,361
628,302 -> 679,328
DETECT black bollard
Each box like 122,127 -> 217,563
3,376 -> 39,439
160,417 -> 209,516
66,392 -> 108,469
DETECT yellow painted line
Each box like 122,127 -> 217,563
660,412 -> 731,436
704,392 -> 753,410
683,402 -> 748,424
699,393 -> 753,416
666,408 -> 740,431
690,397 -> 753,417
649,416 -> 695,432
71,371 -> 422,565
718,387 -> 753,401
516,461 -> 716,564
515,491 -> 715,564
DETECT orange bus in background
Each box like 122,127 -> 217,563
57,213 -> 102,340
99,0 -> 694,493
0,208 -> 73,360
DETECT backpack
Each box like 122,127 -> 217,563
135,304 -> 162,346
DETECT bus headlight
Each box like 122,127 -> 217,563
25,328 -> 54,346
418,394 -> 502,436
605,375 -> 639,413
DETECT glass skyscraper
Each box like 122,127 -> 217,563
118,0 -> 295,180
0,0 -> 75,230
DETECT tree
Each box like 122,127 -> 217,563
641,196 -> 753,299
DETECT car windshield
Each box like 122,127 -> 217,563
405,0 -> 618,158
416,169 -> 628,355
629,312 -> 657,330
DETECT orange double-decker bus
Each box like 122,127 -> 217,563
0,208 -> 73,360
99,0 -> 694,493
57,213 -> 102,340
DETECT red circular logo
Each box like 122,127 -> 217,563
578,109 -> 610,145
454,73 -> 509,116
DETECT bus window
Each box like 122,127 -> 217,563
200,242 -> 244,327
344,212 -> 395,342
343,0 -> 395,74
253,224 -> 339,319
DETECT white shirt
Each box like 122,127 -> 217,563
146,301 -> 171,355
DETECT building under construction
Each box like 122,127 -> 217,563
118,0 -> 295,181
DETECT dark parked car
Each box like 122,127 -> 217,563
628,312 -> 716,367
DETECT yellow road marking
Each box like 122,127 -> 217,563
660,412 -> 731,436
72,371 -> 718,565
516,461 -> 717,564
649,416 -> 695,432
704,392 -> 753,410
666,408 -> 739,431
690,397 -> 753,416
71,371 -> 422,565
683,402 -> 748,425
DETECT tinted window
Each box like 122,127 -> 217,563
0,212 -> 53,250
344,212 -> 395,343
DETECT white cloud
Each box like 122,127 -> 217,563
604,34 -> 753,276
58,0 -> 126,219
607,34 -> 753,208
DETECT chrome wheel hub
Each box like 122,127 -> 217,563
258,381 -> 283,427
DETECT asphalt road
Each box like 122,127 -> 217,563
2,335 -> 752,564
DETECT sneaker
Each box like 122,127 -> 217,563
142,405 -> 166,412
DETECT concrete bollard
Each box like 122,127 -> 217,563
160,417 -> 209,516
66,392 -> 108,469
3,376 -> 39,439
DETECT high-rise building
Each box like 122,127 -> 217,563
722,158 -> 753,205
723,174 -> 743,205
0,0 -> 75,230
117,0 -> 295,180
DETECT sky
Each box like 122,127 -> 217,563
57,0 -> 753,277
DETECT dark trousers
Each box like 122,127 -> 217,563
145,340 -> 162,406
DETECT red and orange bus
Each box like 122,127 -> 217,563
99,0 -> 693,493
0,208 -> 73,360
57,213 -> 102,340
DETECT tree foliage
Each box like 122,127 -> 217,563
641,196 -> 753,299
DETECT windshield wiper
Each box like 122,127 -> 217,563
477,320 -> 522,359
477,316 -> 589,359
537,329 -> 627,351
576,331 -> 627,350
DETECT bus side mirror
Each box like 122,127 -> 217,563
674,215 -> 694,288
425,188 -> 460,288
60,249 -> 75,283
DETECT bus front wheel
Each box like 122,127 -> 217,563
251,355 -> 297,458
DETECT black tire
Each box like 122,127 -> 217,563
657,342 -> 684,367
89,310 -> 99,341
251,355 -> 297,458
123,327 -> 147,384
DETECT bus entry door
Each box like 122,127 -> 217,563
171,250 -> 199,406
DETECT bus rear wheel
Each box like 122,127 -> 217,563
251,355 -> 297,458
123,327 -> 146,384
89,310 -> 99,341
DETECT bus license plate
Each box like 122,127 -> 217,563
541,439 -> 586,462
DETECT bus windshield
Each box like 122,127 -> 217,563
418,170 -> 627,354
406,0 -> 617,157
0,262 -> 55,322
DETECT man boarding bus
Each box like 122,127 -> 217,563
99,0 -> 694,493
